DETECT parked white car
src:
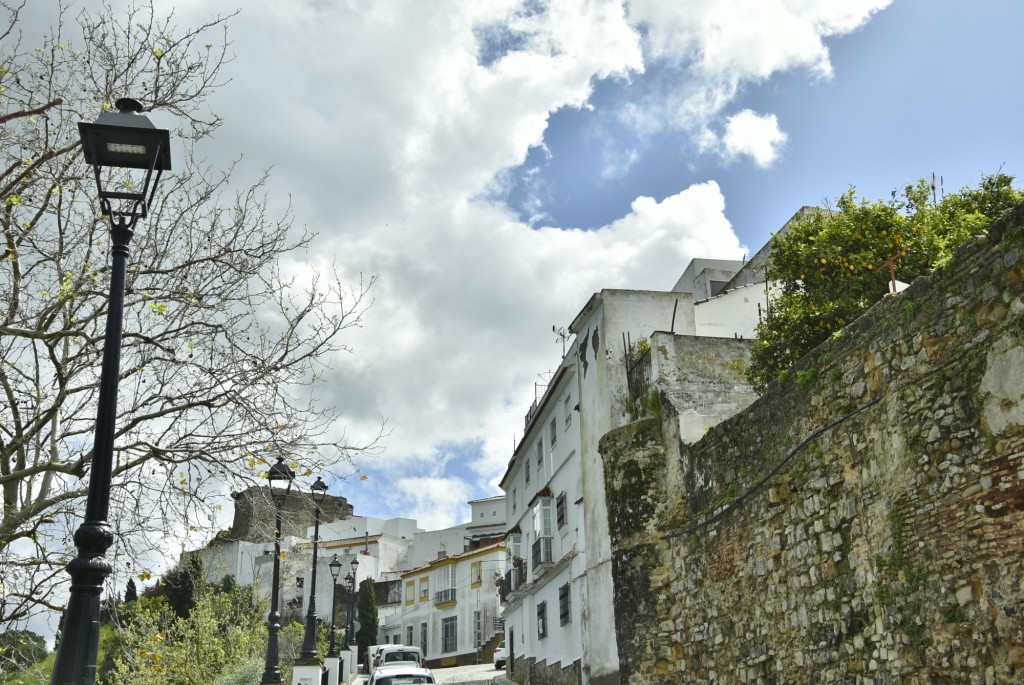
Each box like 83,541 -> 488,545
493,640 -> 507,669
368,666 -> 435,685
373,644 -> 426,673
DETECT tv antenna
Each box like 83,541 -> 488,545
553,325 -> 568,356
931,172 -> 944,204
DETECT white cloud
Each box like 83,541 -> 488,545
626,0 -> 892,135
720,110 -> 788,167
393,477 -> 474,531
26,0 -> 889,535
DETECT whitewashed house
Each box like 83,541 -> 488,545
395,542 -> 506,667
499,346 -> 586,683
500,245 -> 777,685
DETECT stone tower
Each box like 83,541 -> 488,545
227,485 -> 354,542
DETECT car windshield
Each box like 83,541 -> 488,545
384,652 -> 419,663
376,677 -> 433,685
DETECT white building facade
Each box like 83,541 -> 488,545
499,248 -> 774,685
394,543 -> 507,667
499,350 -> 586,683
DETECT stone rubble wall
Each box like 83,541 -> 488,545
602,204 -> 1024,684
510,655 -> 582,685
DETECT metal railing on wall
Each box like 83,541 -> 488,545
624,332 -> 652,409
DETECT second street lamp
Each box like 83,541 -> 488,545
261,457 -> 295,685
299,476 -> 329,660
328,554 -> 342,658
345,556 -> 359,652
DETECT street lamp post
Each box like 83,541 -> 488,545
299,477 -> 328,660
327,554 -> 342,658
50,98 -> 171,685
262,457 -> 296,685
325,554 -> 343,685
345,556 -> 359,652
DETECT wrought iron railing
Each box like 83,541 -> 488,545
532,536 -> 554,571
626,346 -> 651,409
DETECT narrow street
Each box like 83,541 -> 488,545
352,662 -> 501,685
432,662 -> 503,685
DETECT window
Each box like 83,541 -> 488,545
556,492 -> 567,529
435,564 -> 457,604
474,610 -> 482,647
549,418 -> 557,449
405,580 -> 416,605
525,457 -> 530,484
559,583 -> 571,625
564,396 -> 572,429
508,533 -> 521,561
533,498 -> 552,538
445,563 -> 457,589
512,488 -> 517,514
407,626 -> 414,645
537,601 -> 547,638
419,577 -> 429,601
442,617 -> 457,653
535,441 -> 543,468
420,622 -> 427,655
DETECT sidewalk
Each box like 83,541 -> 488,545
493,675 -> 517,685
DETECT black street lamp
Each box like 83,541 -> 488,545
50,98 -> 171,685
262,457 -> 296,685
299,476 -> 329,660
327,554 -> 342,658
344,556 -> 359,650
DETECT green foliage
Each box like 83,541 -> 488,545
356,577 -> 378,664
641,389 -> 662,422
627,337 -> 650,365
0,650 -> 54,685
0,630 -> 47,673
795,367 -> 817,391
4,623 -> 117,685
747,173 -> 1024,391
140,554 -> 205,619
210,658 -> 263,685
124,579 -> 139,604
107,581 -> 266,685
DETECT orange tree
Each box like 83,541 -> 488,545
747,173 -> 1024,392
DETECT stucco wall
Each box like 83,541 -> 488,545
603,205 -> 1024,684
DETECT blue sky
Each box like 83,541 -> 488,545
25,0 -> 1024,533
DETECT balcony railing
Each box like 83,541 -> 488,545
434,588 -> 457,606
500,566 -> 527,602
532,536 -> 554,575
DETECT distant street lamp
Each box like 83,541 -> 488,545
50,98 -> 171,685
344,556 -> 359,651
299,476 -> 329,660
262,457 -> 296,685
327,554 -> 343,658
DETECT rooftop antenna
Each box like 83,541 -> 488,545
553,325 -> 568,357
